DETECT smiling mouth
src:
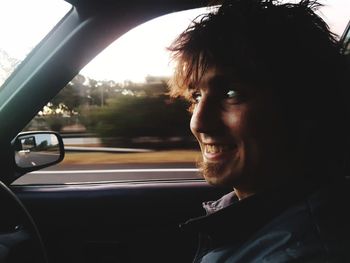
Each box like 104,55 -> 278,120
203,144 -> 237,160
205,144 -> 230,153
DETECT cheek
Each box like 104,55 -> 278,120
222,107 -> 246,136
240,104 -> 289,155
189,112 -> 197,135
223,104 -> 275,151
225,112 -> 241,128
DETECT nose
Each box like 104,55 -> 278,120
190,97 -> 222,135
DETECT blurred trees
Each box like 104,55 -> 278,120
24,74 -> 193,148
84,95 -> 191,146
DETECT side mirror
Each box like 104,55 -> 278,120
13,131 -> 65,173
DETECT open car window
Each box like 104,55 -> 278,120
13,1 -> 350,185
14,8 -> 209,185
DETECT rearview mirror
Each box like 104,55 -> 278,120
13,131 -> 65,172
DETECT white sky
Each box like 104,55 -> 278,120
0,0 -> 349,84
0,0 -> 71,60
318,0 -> 350,37
81,1 -> 350,83
80,8 -> 209,83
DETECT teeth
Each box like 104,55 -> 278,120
205,144 -> 229,153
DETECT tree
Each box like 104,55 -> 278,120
88,94 -> 192,146
50,74 -> 87,114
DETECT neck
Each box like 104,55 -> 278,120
233,188 -> 255,200
233,168 -> 305,201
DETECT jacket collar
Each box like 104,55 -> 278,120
180,179 -> 321,245
202,191 -> 238,215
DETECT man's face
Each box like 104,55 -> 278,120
190,67 -> 296,195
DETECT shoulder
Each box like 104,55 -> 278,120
200,201 -> 325,262
201,179 -> 350,262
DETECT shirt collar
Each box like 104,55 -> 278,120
180,179 -> 320,244
202,191 -> 238,215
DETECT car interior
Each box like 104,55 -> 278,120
0,0 -> 349,262
0,1 -> 230,262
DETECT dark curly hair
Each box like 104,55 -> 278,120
168,0 -> 349,179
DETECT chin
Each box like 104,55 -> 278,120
199,161 -> 240,188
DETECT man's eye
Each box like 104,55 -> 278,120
226,90 -> 238,98
221,89 -> 243,105
225,89 -> 241,101
192,92 -> 202,104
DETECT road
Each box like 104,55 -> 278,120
13,163 -> 201,185
15,151 -> 60,168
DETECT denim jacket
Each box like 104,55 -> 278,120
181,179 -> 350,263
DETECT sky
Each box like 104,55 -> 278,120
0,0 -> 350,84
0,0 -> 71,60
80,0 -> 350,83
80,8 -> 210,83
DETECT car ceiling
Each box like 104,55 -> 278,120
68,0 -> 208,24
66,0 -> 205,12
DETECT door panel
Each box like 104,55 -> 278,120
12,180 -> 228,263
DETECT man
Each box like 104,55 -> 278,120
168,0 -> 350,262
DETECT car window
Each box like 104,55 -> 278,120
343,21 -> 350,55
0,0 -> 72,88
13,8 -> 209,185
13,1 -> 350,185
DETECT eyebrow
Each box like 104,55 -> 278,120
208,75 -> 230,87
187,82 -> 196,91
187,72 -> 241,92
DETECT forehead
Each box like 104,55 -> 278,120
191,67 -> 235,89
191,66 -> 252,92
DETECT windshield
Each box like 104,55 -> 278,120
0,0 -> 71,88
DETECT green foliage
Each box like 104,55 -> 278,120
50,74 -> 87,113
27,74 -> 192,141
24,115 -> 80,132
51,83 -> 82,113
49,74 -> 120,114
44,115 -> 65,132
88,94 -> 191,139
